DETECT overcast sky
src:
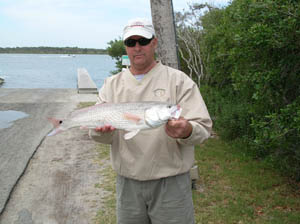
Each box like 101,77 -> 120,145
0,0 -> 230,49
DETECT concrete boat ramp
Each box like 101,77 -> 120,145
77,68 -> 98,94
0,89 -> 109,223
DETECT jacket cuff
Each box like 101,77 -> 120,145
177,121 -> 211,146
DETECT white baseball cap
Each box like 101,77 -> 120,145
123,18 -> 155,41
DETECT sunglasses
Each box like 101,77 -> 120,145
124,37 -> 154,47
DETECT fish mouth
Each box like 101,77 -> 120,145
171,105 -> 182,119
47,128 -> 62,136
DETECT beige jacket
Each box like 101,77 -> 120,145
91,62 -> 212,180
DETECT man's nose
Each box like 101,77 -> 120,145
133,42 -> 142,49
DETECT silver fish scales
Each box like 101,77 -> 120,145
48,101 -> 182,140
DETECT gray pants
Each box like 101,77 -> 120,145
116,172 -> 195,224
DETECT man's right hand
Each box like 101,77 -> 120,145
94,125 -> 116,132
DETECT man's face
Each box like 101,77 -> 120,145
125,35 -> 157,71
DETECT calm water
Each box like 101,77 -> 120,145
0,110 -> 29,129
0,54 -> 116,89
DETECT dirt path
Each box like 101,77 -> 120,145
0,128 -> 111,224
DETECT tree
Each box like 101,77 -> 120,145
175,3 -> 215,86
106,38 -> 126,74
150,0 -> 179,69
200,0 -> 300,180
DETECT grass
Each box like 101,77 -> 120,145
77,101 -> 96,109
93,143 -> 117,224
92,138 -> 300,223
193,138 -> 300,224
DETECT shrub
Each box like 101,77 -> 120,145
198,0 -> 300,180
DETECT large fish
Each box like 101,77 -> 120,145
48,101 -> 182,140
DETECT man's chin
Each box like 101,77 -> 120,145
134,55 -> 144,60
133,58 -> 145,65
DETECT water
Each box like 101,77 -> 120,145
0,54 -> 116,89
0,110 -> 29,129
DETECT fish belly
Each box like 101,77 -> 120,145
71,104 -> 149,130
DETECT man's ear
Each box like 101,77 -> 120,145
153,37 -> 158,48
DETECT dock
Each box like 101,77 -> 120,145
77,68 -> 98,94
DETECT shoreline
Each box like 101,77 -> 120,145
0,46 -> 108,55
0,89 -> 98,220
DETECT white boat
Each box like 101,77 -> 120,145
60,54 -> 76,58
0,77 -> 4,85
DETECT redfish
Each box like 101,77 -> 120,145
48,101 -> 181,140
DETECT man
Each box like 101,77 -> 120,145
91,18 -> 212,224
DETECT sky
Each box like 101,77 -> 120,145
0,0 -> 230,49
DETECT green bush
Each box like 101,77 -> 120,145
201,85 -> 254,141
106,38 -> 126,74
198,0 -> 300,180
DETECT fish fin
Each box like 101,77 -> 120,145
124,130 -> 140,140
123,113 -> 142,123
70,104 -> 98,117
70,102 -> 109,117
47,117 -> 62,128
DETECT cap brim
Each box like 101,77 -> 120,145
123,28 -> 153,40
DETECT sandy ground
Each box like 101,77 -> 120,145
0,89 -> 112,224
0,128 -> 111,224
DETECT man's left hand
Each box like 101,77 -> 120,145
165,117 -> 192,139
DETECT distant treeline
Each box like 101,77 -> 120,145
0,47 -> 107,54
